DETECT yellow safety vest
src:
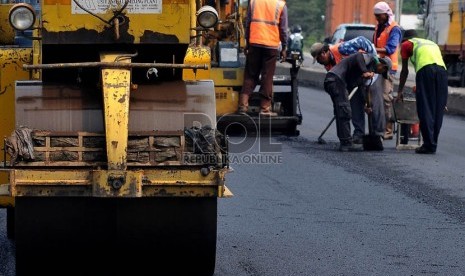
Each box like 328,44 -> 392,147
409,38 -> 446,72
249,0 -> 285,48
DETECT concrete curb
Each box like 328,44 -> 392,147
276,64 -> 465,117
447,88 -> 465,116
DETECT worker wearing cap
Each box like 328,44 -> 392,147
310,36 -> 386,146
373,1 -> 402,140
323,52 -> 390,152
396,30 -> 448,154
237,0 -> 288,116
310,36 -> 376,71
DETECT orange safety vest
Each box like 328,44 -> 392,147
324,43 -> 370,71
324,44 -> 344,71
249,0 -> 286,48
374,21 -> 399,71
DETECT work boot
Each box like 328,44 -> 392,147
259,101 -> 277,117
352,135 -> 364,144
339,142 -> 363,152
415,145 -> 436,154
237,93 -> 249,114
259,109 -> 277,117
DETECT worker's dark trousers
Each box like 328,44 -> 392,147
324,74 -> 352,144
351,75 -> 386,137
241,46 -> 278,109
415,64 -> 448,151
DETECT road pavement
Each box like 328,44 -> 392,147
214,85 -> 465,275
1,86 -> 465,276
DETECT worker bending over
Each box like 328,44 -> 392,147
311,36 -> 386,146
396,30 -> 448,154
323,52 -> 391,152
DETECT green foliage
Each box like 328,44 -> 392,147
286,0 -> 326,48
402,0 -> 419,14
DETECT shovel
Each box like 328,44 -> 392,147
362,79 -> 383,151
317,86 -> 358,144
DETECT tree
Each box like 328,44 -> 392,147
286,0 -> 326,48
403,0 -> 420,14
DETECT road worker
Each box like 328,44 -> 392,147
373,1 -> 403,140
311,36 -> 386,147
396,30 -> 448,154
237,0 -> 288,116
323,52 -> 391,151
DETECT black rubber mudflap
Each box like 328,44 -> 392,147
15,197 -> 217,276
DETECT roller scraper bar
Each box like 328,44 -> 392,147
24,62 -> 208,70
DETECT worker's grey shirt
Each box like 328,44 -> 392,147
328,52 -> 375,91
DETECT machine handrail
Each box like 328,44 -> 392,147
24,62 -> 208,70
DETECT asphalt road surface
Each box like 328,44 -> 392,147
1,86 -> 465,275
214,86 -> 465,275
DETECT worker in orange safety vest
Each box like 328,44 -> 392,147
237,0 -> 288,117
373,1 -> 403,140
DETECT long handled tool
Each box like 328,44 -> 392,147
317,86 -> 359,144
362,78 -> 383,151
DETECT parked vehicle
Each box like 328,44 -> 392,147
324,0 -> 394,38
330,23 -> 376,44
421,0 -> 465,87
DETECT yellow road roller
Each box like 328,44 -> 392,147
0,0 -> 233,275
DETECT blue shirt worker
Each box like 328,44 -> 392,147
311,36 -> 377,71
373,1 -> 402,140
396,30 -> 448,154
